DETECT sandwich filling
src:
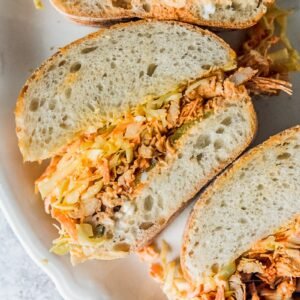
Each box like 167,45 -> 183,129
36,71 -> 245,261
142,217 -> 300,300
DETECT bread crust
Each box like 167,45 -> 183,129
50,0 -> 274,29
15,20 -> 236,162
181,125 -> 300,284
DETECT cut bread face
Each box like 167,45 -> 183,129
15,21 -> 236,162
182,126 -> 300,287
50,0 -> 274,29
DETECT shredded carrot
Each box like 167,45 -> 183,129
52,209 -> 77,241
137,245 -> 159,262
101,158 -> 110,184
150,263 -> 164,283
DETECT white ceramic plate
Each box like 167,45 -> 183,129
0,1 -> 299,299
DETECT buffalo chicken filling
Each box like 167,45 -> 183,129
36,72 -> 244,259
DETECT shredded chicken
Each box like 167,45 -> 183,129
237,5 -> 300,96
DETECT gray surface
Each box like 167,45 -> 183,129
0,208 -> 62,300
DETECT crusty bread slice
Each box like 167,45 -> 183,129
182,126 -> 300,285
50,0 -> 274,29
15,20 -> 236,162
71,91 -> 257,264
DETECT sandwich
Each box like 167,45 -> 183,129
49,0 -> 274,28
15,21 -> 259,264
181,126 -> 300,299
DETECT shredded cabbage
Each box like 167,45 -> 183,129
50,236 -> 70,256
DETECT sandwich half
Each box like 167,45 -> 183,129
50,0 -> 274,28
182,126 -> 300,299
15,21 -> 257,264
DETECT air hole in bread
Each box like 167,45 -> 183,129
113,243 -> 130,252
257,184 -> 264,190
195,135 -> 211,149
216,127 -> 224,134
97,83 -> 103,92
157,197 -> 163,209
139,222 -> 154,230
282,183 -> 290,188
87,104 -> 95,112
48,65 -> 56,72
144,195 -> 153,211
139,71 -> 144,78
196,153 -> 203,164
40,99 -> 46,107
211,263 -> 219,273
277,152 -> 291,160
237,113 -> 246,121
221,117 -> 232,126
111,62 -> 116,69
70,62 -> 81,73
220,200 -> 226,208
189,250 -> 194,257
215,226 -> 222,231
160,48 -> 165,53
49,127 -> 53,134
188,45 -> 195,51
59,123 -> 68,129
143,3 -> 151,12
29,98 -> 39,112
81,46 -> 98,54
45,137 -> 51,144
147,64 -> 158,77
65,88 -> 72,98
48,100 -> 56,110
214,140 -> 223,150
58,60 -> 66,67
239,218 -> 247,224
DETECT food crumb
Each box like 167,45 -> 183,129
40,258 -> 48,265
